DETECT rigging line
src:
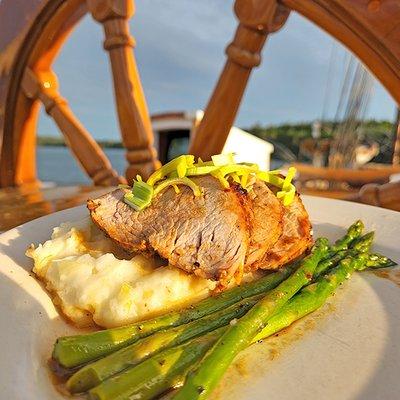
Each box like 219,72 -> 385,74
335,63 -> 374,166
346,63 -> 364,118
352,71 -> 373,164
330,60 -> 361,166
331,53 -> 354,136
335,62 -> 360,153
346,64 -> 365,125
348,66 -> 372,131
337,52 -> 354,119
357,71 -> 374,143
341,64 -> 365,151
321,40 -> 337,124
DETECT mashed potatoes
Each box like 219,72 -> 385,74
26,218 -> 216,328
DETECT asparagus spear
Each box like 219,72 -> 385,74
330,220 -> 364,252
360,252 -> 396,270
174,250 -> 392,400
172,237 -> 329,400
252,251 -> 396,343
54,221 -> 363,369
87,328 -> 226,400
314,231 -> 374,279
89,251 -> 393,400
350,231 -> 375,252
84,226 -> 393,400
69,229 -> 368,393
67,295 -> 262,393
313,250 -> 348,279
252,253 -> 370,342
54,262 -> 297,368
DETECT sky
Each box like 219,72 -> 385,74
38,0 -> 397,141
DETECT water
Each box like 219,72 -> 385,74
37,146 -> 284,185
37,146 -> 127,185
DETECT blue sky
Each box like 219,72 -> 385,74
38,0 -> 396,141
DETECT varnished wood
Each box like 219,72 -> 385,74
300,184 -> 400,212
293,162 -> 400,186
0,0 -> 87,187
189,0 -> 290,159
0,0 -> 399,213
347,181 -> 400,211
87,0 -> 160,181
0,0 -> 48,184
298,187 -> 358,200
189,0 -> 400,159
0,184 -> 112,232
22,68 -> 124,186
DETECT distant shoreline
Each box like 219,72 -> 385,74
37,137 -> 123,148
38,118 -> 395,162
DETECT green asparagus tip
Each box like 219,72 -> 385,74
353,220 -> 364,231
330,220 -> 364,253
350,232 -> 375,252
313,237 -> 330,253
363,253 -> 398,270
344,220 -> 364,241
347,220 -> 364,238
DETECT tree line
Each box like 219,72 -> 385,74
38,119 -> 396,164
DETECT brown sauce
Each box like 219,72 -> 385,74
48,358 -> 87,399
373,268 -> 400,287
47,366 -> 71,398
212,301 -> 336,399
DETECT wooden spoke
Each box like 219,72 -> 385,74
87,0 -> 160,181
0,0 -> 88,187
188,0 -> 290,159
22,67 -> 125,186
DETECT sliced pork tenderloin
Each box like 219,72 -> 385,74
256,192 -> 312,270
245,180 -> 284,267
88,176 -> 251,283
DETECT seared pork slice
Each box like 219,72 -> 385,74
88,176 -> 251,282
257,192 -> 312,270
245,180 -> 283,267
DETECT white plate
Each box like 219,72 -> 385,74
0,196 -> 399,400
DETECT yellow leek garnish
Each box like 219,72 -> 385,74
211,152 -> 236,166
195,160 -> 214,167
172,184 -> 181,194
257,167 -> 297,206
153,177 -> 202,197
211,170 -> 230,189
219,164 -> 258,176
240,173 -> 249,188
282,167 -> 296,190
147,155 -> 195,186
123,154 -> 297,211
123,180 -> 154,211
186,165 -> 220,176
277,185 -> 296,206
230,173 -> 241,183
277,167 -> 297,206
